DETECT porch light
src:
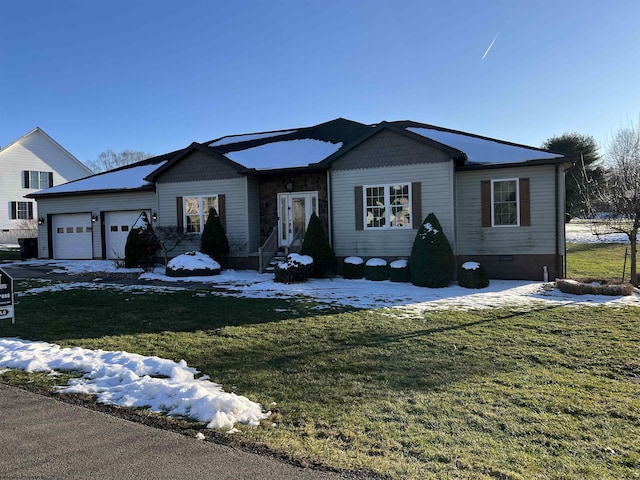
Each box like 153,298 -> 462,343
152,211 -> 157,221
91,215 -> 98,223
37,217 -> 45,225
286,181 -> 294,192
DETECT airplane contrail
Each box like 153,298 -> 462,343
482,33 -> 500,60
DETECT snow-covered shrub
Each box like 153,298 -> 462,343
343,256 -> 364,279
166,251 -> 221,277
390,259 -> 410,283
200,208 -> 230,266
556,278 -> 634,296
457,261 -> 489,289
125,212 -> 159,269
365,258 -> 389,281
300,213 -> 335,278
274,254 -> 314,284
409,212 -> 454,288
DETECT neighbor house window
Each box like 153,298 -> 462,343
9,201 -> 34,220
183,195 -> 218,233
22,171 -> 53,189
492,179 -> 519,226
364,183 -> 412,229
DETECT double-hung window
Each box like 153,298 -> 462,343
492,179 -> 519,226
364,183 -> 412,229
22,171 -> 53,189
9,201 -> 34,220
184,195 -> 218,233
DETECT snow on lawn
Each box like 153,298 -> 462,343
566,222 -> 634,243
0,338 -> 270,430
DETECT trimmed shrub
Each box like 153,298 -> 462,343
274,254 -> 314,284
301,213 -> 336,278
365,258 -> 389,281
166,251 -> 221,277
343,256 -> 364,279
390,259 -> 410,283
557,278 -> 634,296
458,261 -> 490,289
409,212 -> 454,288
124,212 -> 159,268
200,208 -> 230,266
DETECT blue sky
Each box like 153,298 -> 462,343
1,0 -> 639,165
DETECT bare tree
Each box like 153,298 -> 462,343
155,226 -> 188,266
593,120 -> 640,286
85,149 -> 153,173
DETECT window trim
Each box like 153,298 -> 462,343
182,195 -> 218,234
491,178 -> 520,227
10,201 -> 34,220
363,183 -> 413,230
22,170 -> 53,189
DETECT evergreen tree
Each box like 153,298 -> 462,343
408,213 -> 454,288
200,208 -> 230,265
124,212 -> 159,268
300,213 -> 336,278
542,133 -> 604,220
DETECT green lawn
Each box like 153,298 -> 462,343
1,284 -> 638,479
566,243 -> 632,281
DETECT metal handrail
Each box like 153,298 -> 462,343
288,227 -> 304,254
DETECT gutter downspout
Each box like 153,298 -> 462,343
555,163 -> 561,279
326,169 -> 333,248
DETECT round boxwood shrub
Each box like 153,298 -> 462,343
389,259 -> 410,283
274,254 -> 314,284
166,251 -> 221,277
365,258 -> 389,281
300,213 -> 336,278
343,256 -> 364,279
200,207 -> 230,266
124,212 -> 160,269
409,212 -> 454,288
458,261 -> 490,289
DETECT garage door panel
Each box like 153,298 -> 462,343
104,211 -> 149,260
52,214 -> 93,259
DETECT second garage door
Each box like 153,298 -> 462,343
52,213 -> 93,259
104,210 -> 150,260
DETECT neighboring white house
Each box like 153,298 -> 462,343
0,127 -> 92,244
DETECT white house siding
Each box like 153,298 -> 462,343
455,165 -> 563,255
331,162 -> 455,258
0,128 -> 91,241
156,178 -> 251,256
35,191 -> 155,259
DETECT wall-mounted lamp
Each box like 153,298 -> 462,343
37,217 -> 45,225
286,181 -> 294,192
91,215 -> 98,223
152,211 -> 157,221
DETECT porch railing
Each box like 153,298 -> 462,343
258,226 -> 278,273
288,227 -> 304,254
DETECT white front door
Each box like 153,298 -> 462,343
277,192 -> 318,248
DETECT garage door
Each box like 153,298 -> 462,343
104,210 -> 150,260
52,213 -> 93,259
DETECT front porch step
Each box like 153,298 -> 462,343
263,254 -> 287,273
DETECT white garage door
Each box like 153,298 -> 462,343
52,213 -> 93,259
104,210 -> 150,260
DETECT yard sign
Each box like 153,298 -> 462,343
0,267 -> 15,324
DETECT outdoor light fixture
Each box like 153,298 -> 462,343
286,181 -> 294,192
91,215 -> 98,223
152,211 -> 157,221
37,217 -> 45,225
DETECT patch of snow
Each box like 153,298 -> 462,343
407,127 -> 561,165
225,139 -> 342,170
344,256 -> 363,265
462,262 -> 480,270
390,259 -> 408,269
0,338 -> 270,430
565,222 -> 634,243
278,254 -> 313,270
35,162 -> 167,195
167,252 -> 220,271
366,258 -> 387,267
209,130 -> 297,147
423,222 -> 438,234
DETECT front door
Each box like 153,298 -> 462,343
278,192 -> 318,248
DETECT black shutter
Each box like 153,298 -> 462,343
519,178 -> 531,227
48,172 -> 54,188
176,197 -> 183,231
23,171 -> 30,188
217,194 -> 226,230
411,182 -> 422,228
9,202 -> 17,219
27,202 -> 34,220
481,180 -> 491,227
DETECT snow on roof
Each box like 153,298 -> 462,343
35,162 -> 167,195
209,130 -> 297,147
225,138 -> 343,170
406,127 -> 562,165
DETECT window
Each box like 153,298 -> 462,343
183,195 -> 218,233
481,178 -> 530,227
9,201 -> 33,220
22,171 -> 53,189
364,184 -> 412,229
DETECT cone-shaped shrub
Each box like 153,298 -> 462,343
300,213 -> 336,278
124,212 -> 159,268
200,208 -> 230,266
390,259 -> 410,282
343,257 -> 364,279
365,258 -> 389,281
458,261 -> 490,289
409,212 -> 454,288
